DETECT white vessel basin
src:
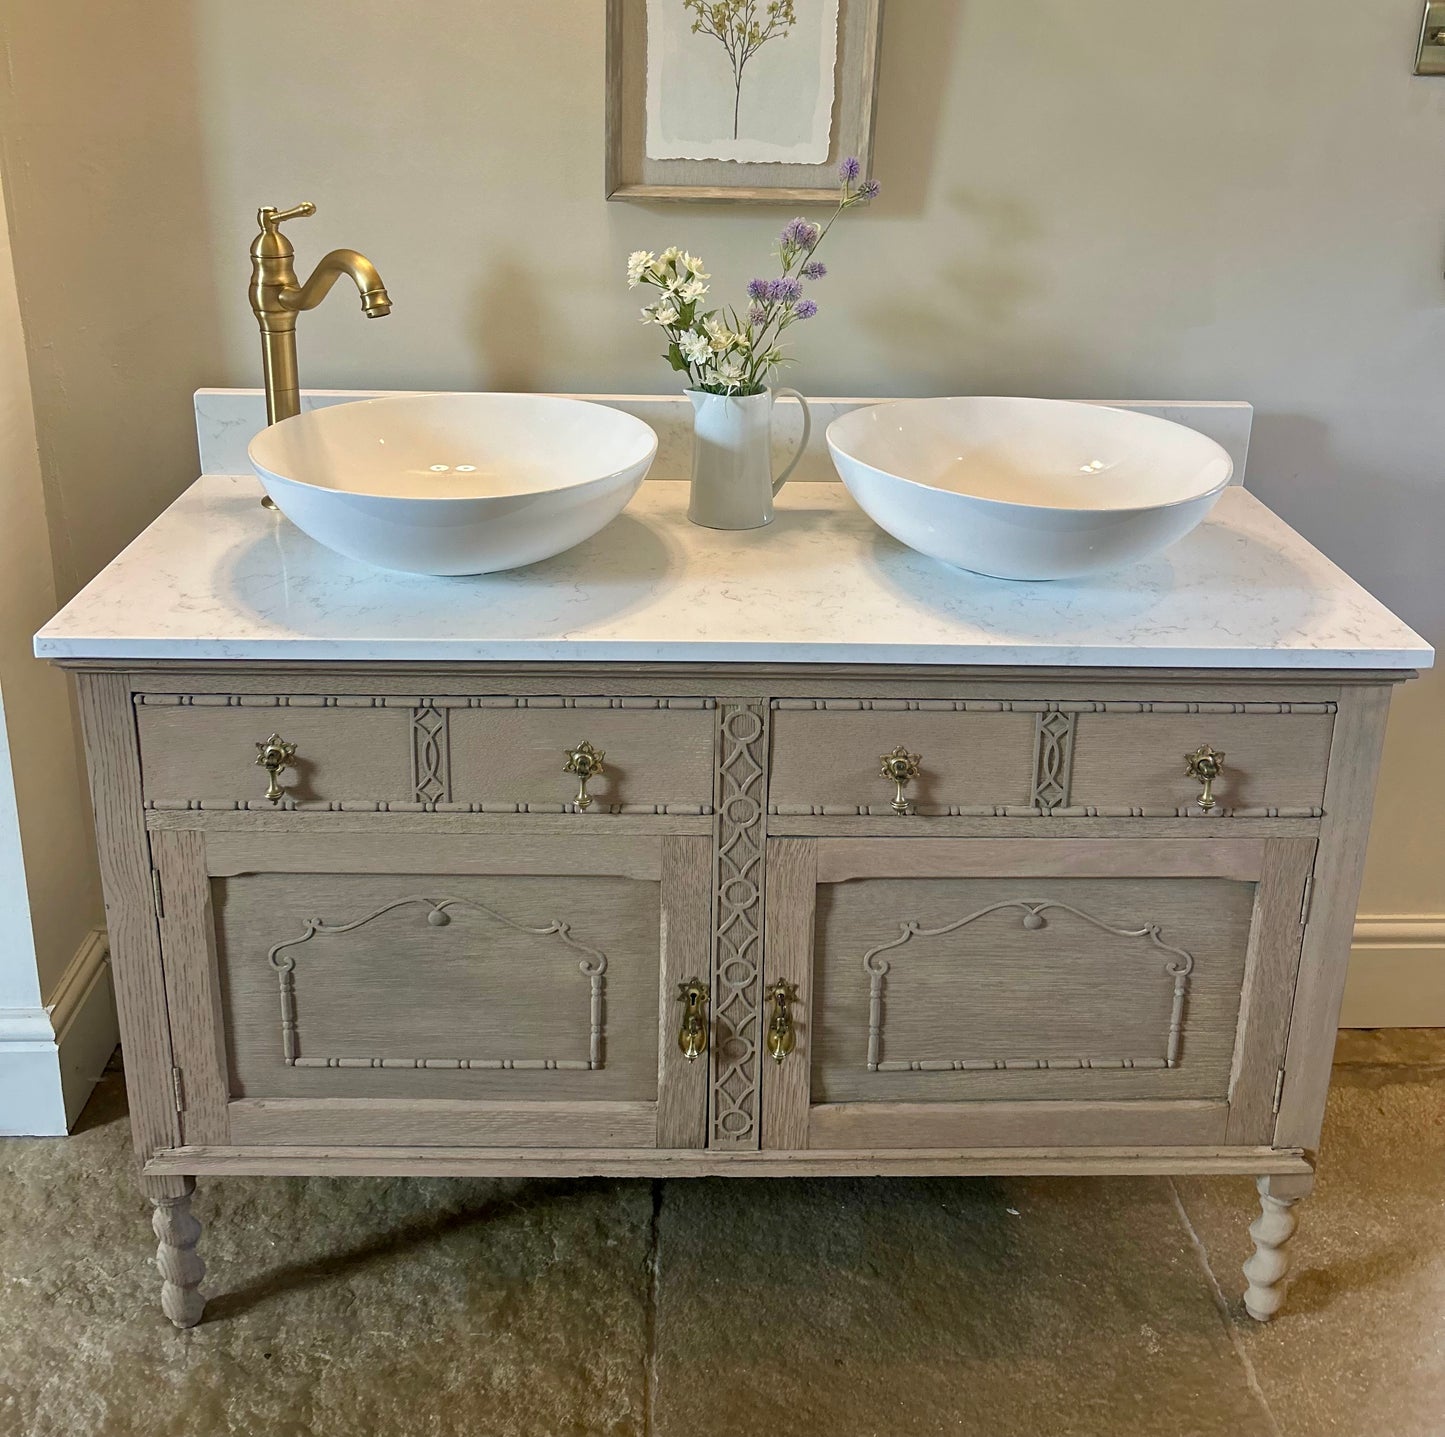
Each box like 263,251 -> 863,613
827,396 -> 1234,580
248,393 -> 657,575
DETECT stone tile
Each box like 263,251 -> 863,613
1330,1028 -> 1445,1069
0,1065 -> 653,1437
1175,1044 -> 1445,1437
650,1174 -> 1271,1437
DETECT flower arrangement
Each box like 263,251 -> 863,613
626,157 -> 880,396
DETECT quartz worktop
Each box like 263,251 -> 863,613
35,474 -> 1431,670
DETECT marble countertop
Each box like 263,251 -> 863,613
34,475 -> 1431,670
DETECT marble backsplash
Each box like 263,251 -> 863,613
195,389 -> 1253,485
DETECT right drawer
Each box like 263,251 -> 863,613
768,700 -> 1334,817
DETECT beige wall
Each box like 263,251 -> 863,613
1,2 -> 1441,1004
0,173 -> 99,1007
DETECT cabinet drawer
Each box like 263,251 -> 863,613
135,693 -> 717,813
768,699 -> 1334,818
153,831 -> 712,1149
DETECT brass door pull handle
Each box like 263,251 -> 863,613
880,746 -> 923,816
1185,745 -> 1226,812
563,740 -> 606,811
255,733 -> 297,805
765,979 -> 798,1064
677,979 -> 709,1062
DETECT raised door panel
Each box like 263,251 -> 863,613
761,837 -> 1313,1151
154,831 -> 711,1149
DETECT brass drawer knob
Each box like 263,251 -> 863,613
1185,745 -> 1226,812
254,733 -> 297,805
880,745 -> 923,816
765,979 -> 798,1064
676,979 -> 709,1062
563,740 -> 606,811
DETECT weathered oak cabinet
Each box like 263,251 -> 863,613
68,663 -> 1397,1328
40,467 -> 1429,1331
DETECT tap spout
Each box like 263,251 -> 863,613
282,248 -> 392,318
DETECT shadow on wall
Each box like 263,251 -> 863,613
0,0 -> 226,600
470,253 -> 562,393
870,0 -> 967,218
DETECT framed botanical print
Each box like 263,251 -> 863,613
605,0 -> 884,203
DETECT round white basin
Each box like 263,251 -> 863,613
826,396 -> 1234,580
248,393 -> 658,575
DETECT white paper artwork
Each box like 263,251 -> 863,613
645,0 -> 840,165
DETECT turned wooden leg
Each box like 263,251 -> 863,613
150,1177 -> 206,1328
1243,1173 -> 1311,1322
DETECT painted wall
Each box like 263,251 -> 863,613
0,168 -> 110,1132
1,1 -> 1441,1014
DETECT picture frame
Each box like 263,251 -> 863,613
605,0 -> 884,203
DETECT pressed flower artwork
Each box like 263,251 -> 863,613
645,0 -> 840,163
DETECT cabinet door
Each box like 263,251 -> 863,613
153,830 -> 711,1150
761,838 -> 1314,1151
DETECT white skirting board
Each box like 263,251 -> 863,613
1340,916 -> 1445,1029
0,930 -> 117,1136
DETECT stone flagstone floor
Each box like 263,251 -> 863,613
1,1031 -> 1442,1437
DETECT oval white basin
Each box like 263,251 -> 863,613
248,393 -> 658,575
827,396 -> 1234,580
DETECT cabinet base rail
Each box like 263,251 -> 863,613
146,1144 -> 1312,1181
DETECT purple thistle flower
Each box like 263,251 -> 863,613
801,260 -> 827,281
746,277 -> 771,302
858,178 -> 881,200
838,155 -> 861,183
794,298 -> 818,320
748,303 -> 768,328
780,217 -> 821,249
768,276 -> 803,304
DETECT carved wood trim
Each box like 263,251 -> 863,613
136,693 -> 718,710
771,699 -> 1337,714
862,900 -> 1196,1073
1031,711 -> 1076,812
769,803 -> 1324,819
410,704 -> 451,806
710,701 -> 770,1147
267,896 -> 608,1071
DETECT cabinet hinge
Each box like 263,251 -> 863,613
1299,872 -> 1315,928
151,869 -> 165,922
1271,1065 -> 1286,1116
170,1066 -> 185,1114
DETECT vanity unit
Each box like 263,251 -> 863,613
37,428 -> 1430,1330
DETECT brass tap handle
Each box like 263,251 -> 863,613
254,733 -> 297,806
1184,745 -> 1226,812
765,980 -> 798,1064
258,202 -> 316,233
879,746 -> 923,816
563,740 -> 606,811
676,979 -> 709,1062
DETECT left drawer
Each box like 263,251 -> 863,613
134,694 -> 718,813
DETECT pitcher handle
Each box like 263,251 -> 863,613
771,388 -> 812,495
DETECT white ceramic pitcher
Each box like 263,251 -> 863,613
686,387 -> 813,530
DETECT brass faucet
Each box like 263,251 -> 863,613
248,202 -> 392,428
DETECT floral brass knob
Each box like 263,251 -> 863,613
765,979 -> 798,1064
676,979 -> 709,1062
880,745 -> 923,816
563,740 -> 606,811
254,733 -> 297,806
1185,745 -> 1226,812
